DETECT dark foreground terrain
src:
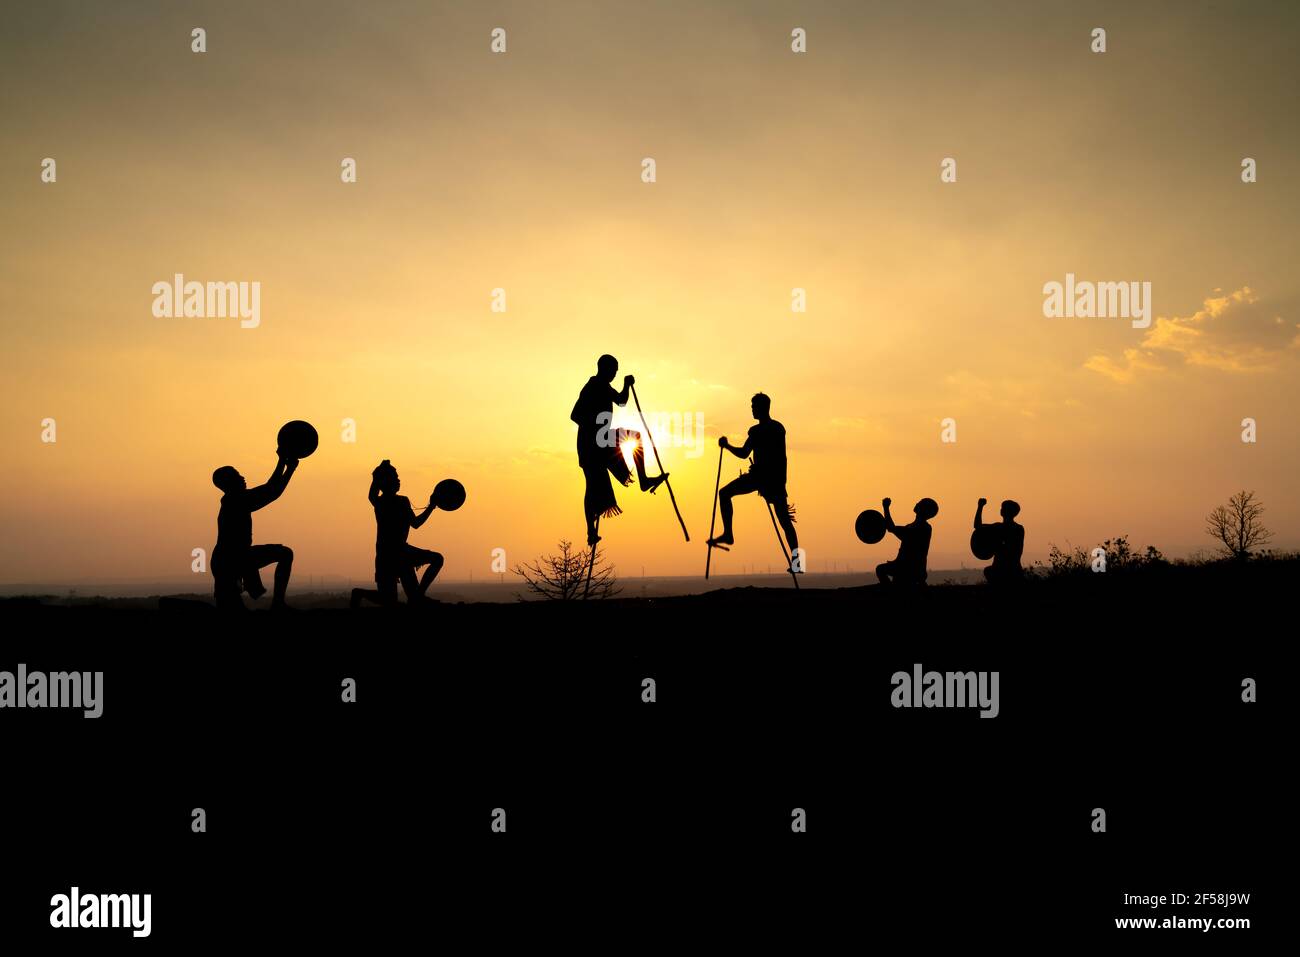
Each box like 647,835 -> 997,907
0,564 -> 1281,946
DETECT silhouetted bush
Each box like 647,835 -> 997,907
1042,536 -> 1166,577
512,540 -> 620,601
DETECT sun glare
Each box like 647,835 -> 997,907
620,436 -> 639,473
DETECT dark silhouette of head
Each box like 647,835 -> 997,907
212,466 -> 245,493
915,497 -> 939,520
597,354 -> 619,382
751,392 -> 771,420
373,460 -> 400,494
1000,499 -> 1021,520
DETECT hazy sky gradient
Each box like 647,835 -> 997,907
3,0 -> 1298,583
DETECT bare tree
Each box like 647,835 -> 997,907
1205,490 -> 1272,560
512,540 -> 620,600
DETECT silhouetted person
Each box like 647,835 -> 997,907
876,496 -> 937,585
211,455 -> 298,610
570,354 -> 667,546
708,393 -> 800,570
351,460 -> 444,608
975,497 -> 1024,583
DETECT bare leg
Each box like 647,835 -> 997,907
712,484 -> 738,545
214,574 -> 246,611
778,509 -> 800,569
778,511 -> 798,553
244,567 -> 267,600
629,433 -> 650,484
582,476 -> 602,546
628,432 -> 667,492
414,554 -> 444,599
270,546 -> 293,608
352,578 -> 399,608
399,567 -> 421,602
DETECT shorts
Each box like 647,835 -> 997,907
722,470 -> 788,508
376,544 -> 442,584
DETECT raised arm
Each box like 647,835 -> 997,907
974,497 -> 987,529
613,374 -> 635,407
882,498 -> 899,536
246,456 -> 297,512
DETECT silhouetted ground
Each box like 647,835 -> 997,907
0,568 -> 987,605
2,553 -> 1292,621
2,556 -> 1280,944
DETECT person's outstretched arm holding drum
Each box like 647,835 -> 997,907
410,491 -> 435,530
245,454 -> 298,512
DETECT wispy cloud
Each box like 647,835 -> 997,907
1085,287 -> 1299,383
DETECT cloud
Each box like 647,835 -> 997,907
1085,287 -> 1300,382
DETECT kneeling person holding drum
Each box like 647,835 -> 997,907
352,461 -> 463,608
875,496 -> 938,586
210,421 -> 316,611
972,497 -> 1024,583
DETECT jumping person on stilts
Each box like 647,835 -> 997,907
709,392 -> 800,573
570,354 -> 668,547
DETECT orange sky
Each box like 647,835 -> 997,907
2,1 -> 1298,585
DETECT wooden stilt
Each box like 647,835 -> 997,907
705,445 -> 724,579
630,383 -> 689,542
765,499 -> 800,590
584,515 -> 600,599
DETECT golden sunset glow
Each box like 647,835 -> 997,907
2,1 -> 1298,586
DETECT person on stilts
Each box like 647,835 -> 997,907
570,354 -> 668,547
709,392 -> 801,573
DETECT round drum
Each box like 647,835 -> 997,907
432,478 -> 466,511
855,509 -> 886,544
276,420 -> 319,459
